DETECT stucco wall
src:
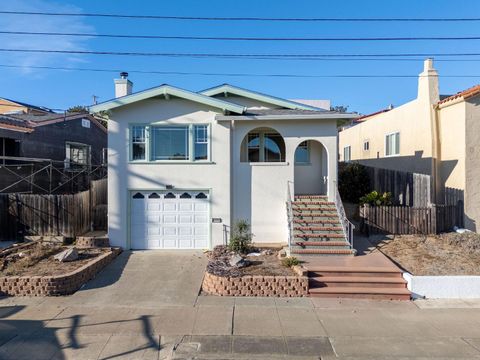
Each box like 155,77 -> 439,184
465,97 -> 480,231
232,119 -> 338,244
339,98 -> 434,175
437,101 -> 466,194
108,98 -> 230,249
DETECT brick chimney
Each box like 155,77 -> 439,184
114,72 -> 133,98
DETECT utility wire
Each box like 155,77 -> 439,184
1,64 -> 480,78
2,48 -> 480,59
1,11 -> 480,22
1,30 -> 480,42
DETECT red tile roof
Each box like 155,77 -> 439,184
438,84 -> 480,105
354,108 -> 391,123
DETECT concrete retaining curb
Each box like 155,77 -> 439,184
403,272 -> 480,299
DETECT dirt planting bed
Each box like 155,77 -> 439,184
1,242 -> 108,277
371,232 -> 480,276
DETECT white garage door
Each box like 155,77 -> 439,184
130,190 -> 210,249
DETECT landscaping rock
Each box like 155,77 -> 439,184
277,249 -> 287,259
54,248 -> 79,262
261,249 -> 274,256
229,254 -> 247,268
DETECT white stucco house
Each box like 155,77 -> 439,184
90,74 -> 357,250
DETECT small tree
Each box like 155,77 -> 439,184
338,162 -> 371,203
229,219 -> 253,253
67,105 -> 89,113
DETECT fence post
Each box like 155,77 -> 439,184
431,204 -> 437,234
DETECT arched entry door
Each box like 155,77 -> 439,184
294,140 -> 328,195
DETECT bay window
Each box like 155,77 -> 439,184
130,124 -> 210,162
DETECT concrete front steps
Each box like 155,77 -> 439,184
307,267 -> 411,300
290,195 -> 354,256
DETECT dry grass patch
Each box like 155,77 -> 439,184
372,232 -> 480,276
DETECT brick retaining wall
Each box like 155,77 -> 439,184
202,269 -> 309,297
0,248 -> 121,296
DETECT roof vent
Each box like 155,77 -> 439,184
120,72 -> 129,79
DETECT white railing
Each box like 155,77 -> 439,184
334,181 -> 355,249
286,181 -> 294,255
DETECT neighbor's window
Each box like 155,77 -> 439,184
65,142 -> 90,170
363,140 -> 370,151
152,126 -> 189,161
194,125 -> 209,160
295,141 -> 310,164
343,146 -> 351,162
385,132 -> 400,156
131,126 -> 147,161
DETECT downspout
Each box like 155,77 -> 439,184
430,103 -> 441,205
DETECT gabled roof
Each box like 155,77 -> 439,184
89,84 -> 246,114
0,97 -> 54,114
437,84 -> 480,105
200,84 -> 325,111
7,113 -> 107,133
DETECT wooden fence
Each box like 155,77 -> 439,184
0,178 -> 107,240
360,203 -> 464,235
363,165 -> 432,207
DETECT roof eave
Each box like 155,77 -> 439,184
200,84 -> 324,111
215,113 -> 358,121
89,85 -> 246,114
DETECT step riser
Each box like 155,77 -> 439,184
294,246 -> 352,251
310,281 -> 407,289
308,293 -> 411,300
309,271 -> 403,278
294,231 -> 344,235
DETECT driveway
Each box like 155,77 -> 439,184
67,250 -> 208,307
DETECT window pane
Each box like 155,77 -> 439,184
152,126 -> 189,160
395,133 -> 400,154
264,133 -> 285,162
295,141 -> 309,163
195,143 -> 208,160
132,126 -> 145,142
132,143 -> 145,160
248,133 -> 260,162
195,125 -> 208,160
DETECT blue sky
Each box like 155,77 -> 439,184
1,0 -> 479,114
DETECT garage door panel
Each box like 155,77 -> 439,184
194,202 -> 208,211
179,237 -> 193,248
163,203 -> 177,211
163,237 -> 177,248
131,190 -> 209,250
179,202 -> 194,211
178,226 -> 193,235
163,226 -> 177,235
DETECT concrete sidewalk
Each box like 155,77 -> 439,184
2,251 -> 480,359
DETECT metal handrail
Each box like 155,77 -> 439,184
286,181 -> 294,255
334,181 -> 355,249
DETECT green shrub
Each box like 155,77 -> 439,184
359,190 -> 392,206
338,162 -> 371,203
229,219 -> 253,254
281,256 -> 300,267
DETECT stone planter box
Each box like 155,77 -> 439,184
76,236 -> 110,248
0,248 -> 121,296
404,272 -> 480,299
202,266 -> 309,297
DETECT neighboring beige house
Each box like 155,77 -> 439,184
0,97 -> 54,115
339,59 -> 480,231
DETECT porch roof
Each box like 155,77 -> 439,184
215,108 -> 358,121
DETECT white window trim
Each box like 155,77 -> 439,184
129,124 -> 211,163
385,131 -> 400,157
363,139 -> 370,152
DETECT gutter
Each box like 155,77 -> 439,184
216,113 -> 359,121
